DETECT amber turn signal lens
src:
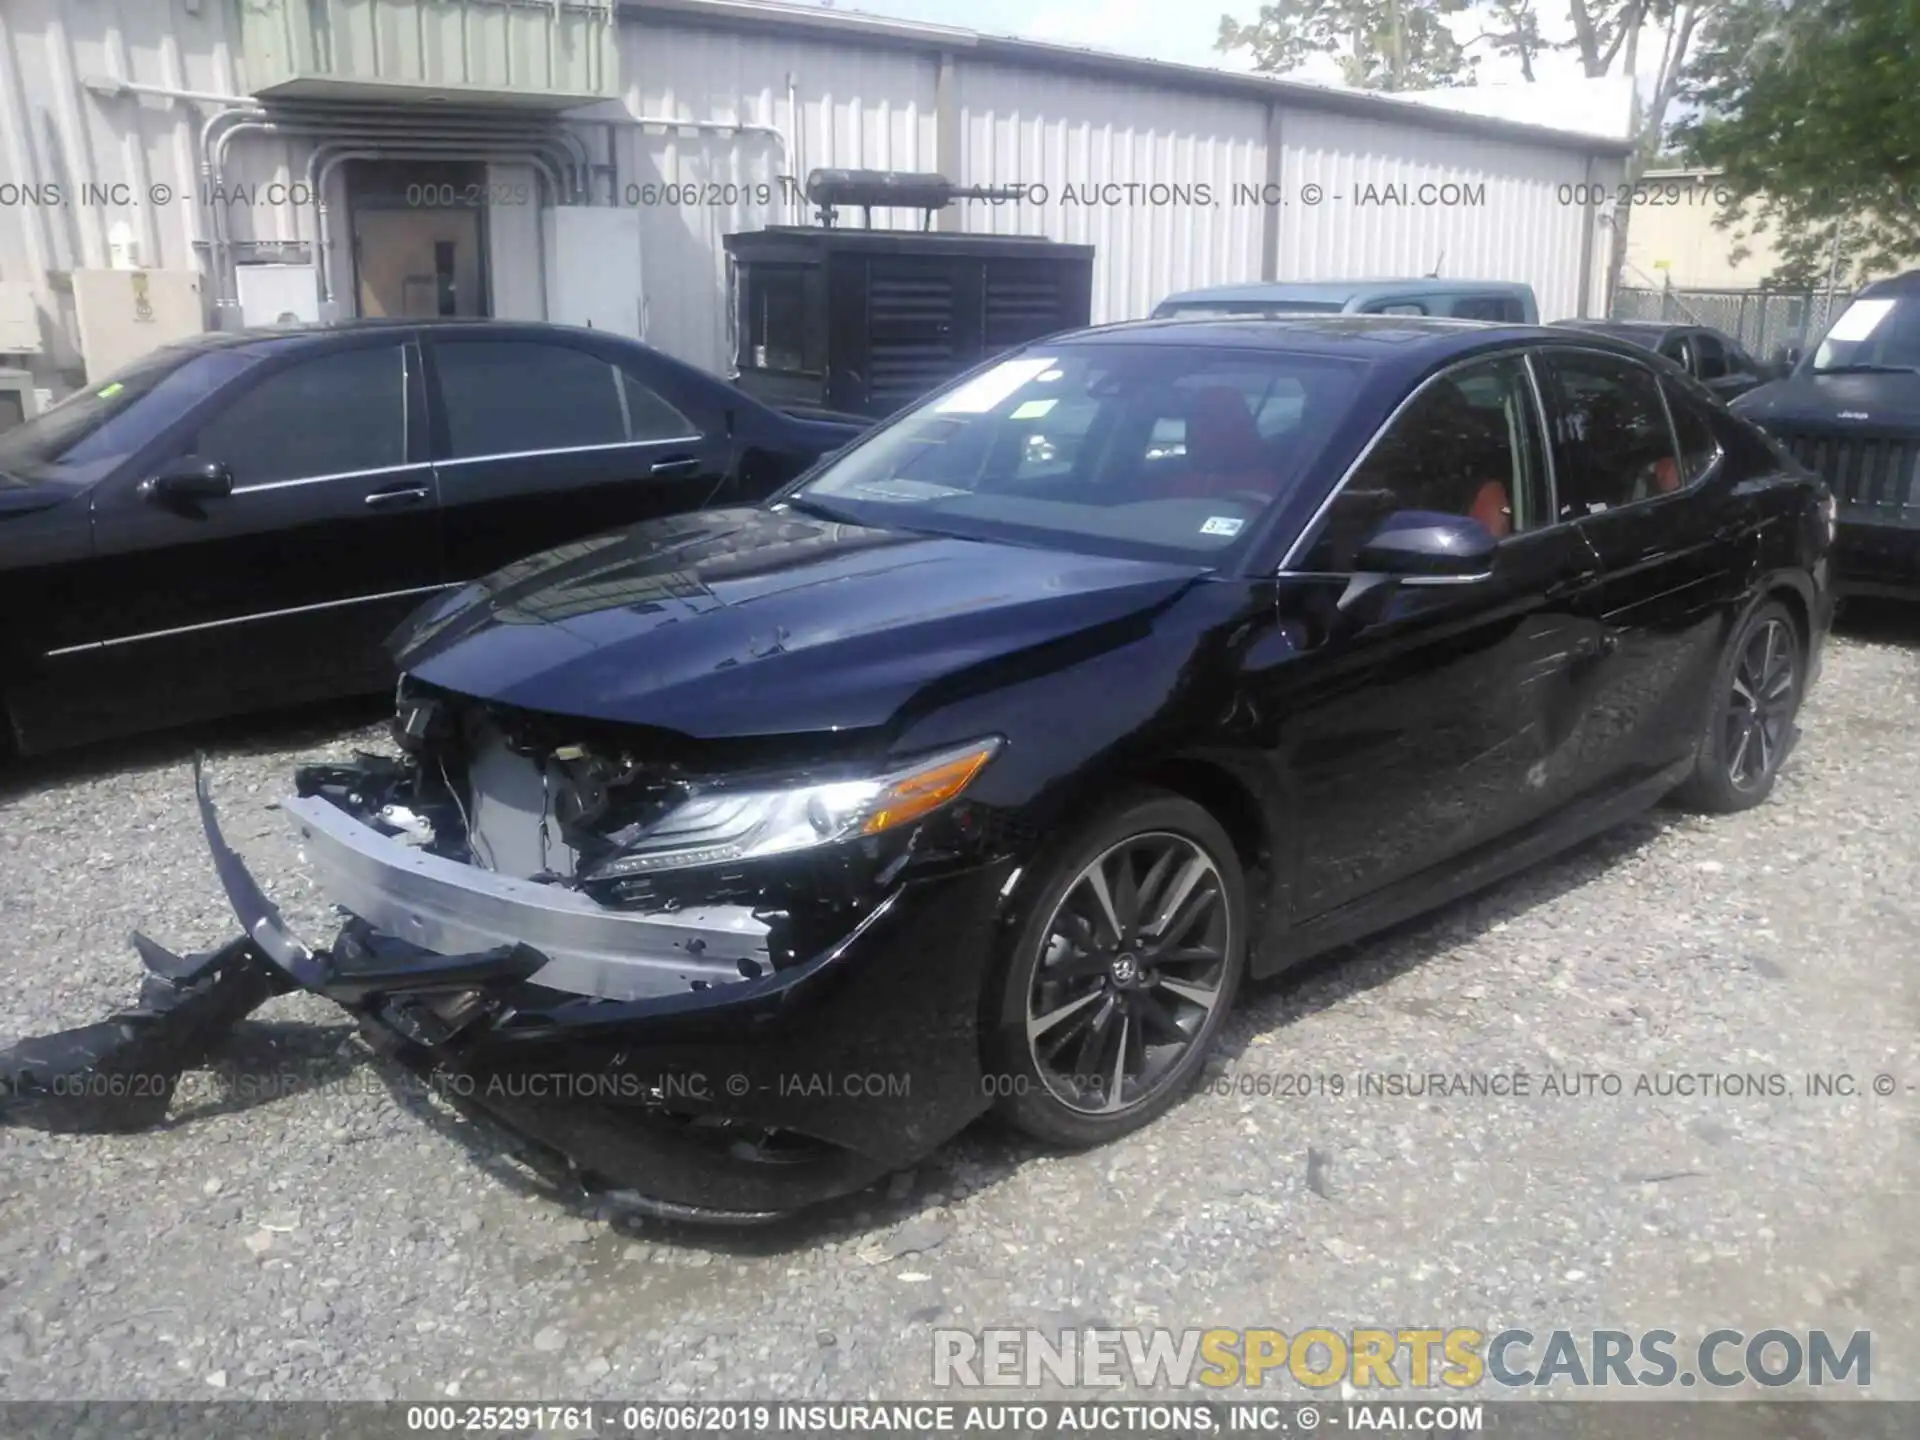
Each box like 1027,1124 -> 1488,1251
861,742 -> 1000,835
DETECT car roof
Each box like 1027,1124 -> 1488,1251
1550,318 -> 1676,337
1856,269 -> 1920,298
1157,278 -> 1537,307
1046,315 -> 1655,376
151,317 -> 642,360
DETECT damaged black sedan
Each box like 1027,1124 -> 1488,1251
3,317 -> 1835,1221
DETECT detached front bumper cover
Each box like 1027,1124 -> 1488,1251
0,758 -> 548,1134
1,758 -> 1002,1222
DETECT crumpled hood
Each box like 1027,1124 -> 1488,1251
392,507 -> 1207,737
1736,371 -> 1920,433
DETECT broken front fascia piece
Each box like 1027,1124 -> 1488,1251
0,933 -> 290,1133
0,756 -> 551,1135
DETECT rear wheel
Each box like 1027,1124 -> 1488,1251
987,791 -> 1247,1148
1670,601 -> 1803,813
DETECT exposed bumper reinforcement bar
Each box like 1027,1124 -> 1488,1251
282,787 -> 771,1003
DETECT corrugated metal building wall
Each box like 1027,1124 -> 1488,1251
0,0 -> 1627,393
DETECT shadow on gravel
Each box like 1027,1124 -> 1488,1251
161,1019 -> 364,1125
0,693 -> 389,801
1833,595 -> 1920,649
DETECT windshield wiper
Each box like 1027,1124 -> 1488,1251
1812,363 -> 1920,375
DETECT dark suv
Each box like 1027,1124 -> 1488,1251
1733,270 -> 1920,598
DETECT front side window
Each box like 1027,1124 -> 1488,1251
436,341 -> 627,458
192,345 -> 406,487
1540,350 -> 1680,516
0,345 -> 247,490
1298,353 -> 1547,571
1368,301 -> 1428,316
1810,295 -> 1920,373
789,344 -> 1368,564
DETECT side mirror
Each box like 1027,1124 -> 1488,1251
139,457 -> 233,503
1333,511 -> 1498,634
1770,346 -> 1801,377
1353,512 -> 1499,578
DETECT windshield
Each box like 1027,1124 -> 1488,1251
788,343 -> 1370,564
0,344 -> 238,489
1809,296 -> 1920,373
1156,300 -> 1346,319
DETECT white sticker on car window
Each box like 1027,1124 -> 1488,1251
1010,398 -> 1058,420
1201,516 -> 1245,536
934,358 -> 1059,414
1826,299 -> 1895,342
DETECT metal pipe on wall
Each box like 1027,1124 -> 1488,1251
264,104 -> 594,191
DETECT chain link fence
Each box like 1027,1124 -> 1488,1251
1611,285 -> 1852,360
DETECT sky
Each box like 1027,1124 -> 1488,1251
791,0 -> 1673,98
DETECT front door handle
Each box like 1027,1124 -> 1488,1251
364,483 -> 431,508
650,456 -> 703,477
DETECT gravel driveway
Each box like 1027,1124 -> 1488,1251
2,628 -> 1916,1403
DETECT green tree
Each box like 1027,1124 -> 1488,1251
1671,0 -> 1920,289
1216,0 -> 1483,90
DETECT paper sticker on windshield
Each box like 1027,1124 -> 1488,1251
1827,299 -> 1895,342
934,358 -> 1058,414
96,382 -> 124,398
1201,516 -> 1245,537
1010,398 -> 1058,420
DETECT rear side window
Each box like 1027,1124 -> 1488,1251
619,372 -> 699,442
1367,301 -> 1428,315
1693,331 -> 1729,379
1540,350 -> 1680,515
436,340 -> 627,458
192,345 -> 407,487
1452,295 -> 1525,322
1665,383 -> 1723,484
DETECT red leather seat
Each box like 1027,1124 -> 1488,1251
1163,387 -> 1270,501
1653,456 -> 1680,493
1470,481 -> 1513,537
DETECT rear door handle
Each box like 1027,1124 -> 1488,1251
650,456 -> 703,477
364,483 -> 431,508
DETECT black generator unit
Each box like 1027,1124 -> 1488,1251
723,168 -> 1096,420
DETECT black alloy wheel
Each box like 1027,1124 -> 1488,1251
1671,600 -> 1804,814
1725,616 -> 1797,792
989,791 -> 1247,1146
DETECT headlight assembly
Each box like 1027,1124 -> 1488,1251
581,738 -> 1003,879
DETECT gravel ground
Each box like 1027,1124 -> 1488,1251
1,624 -> 1916,1404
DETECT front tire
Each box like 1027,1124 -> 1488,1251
1670,600 -> 1804,814
986,790 -> 1248,1148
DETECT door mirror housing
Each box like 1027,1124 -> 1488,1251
1332,512 -> 1498,635
1353,511 -> 1499,578
140,457 -> 234,503
1770,345 -> 1802,377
